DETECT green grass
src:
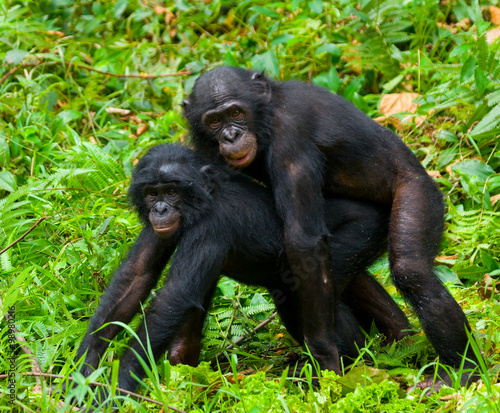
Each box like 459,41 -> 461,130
0,0 -> 499,411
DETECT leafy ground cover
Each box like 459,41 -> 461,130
0,0 -> 499,411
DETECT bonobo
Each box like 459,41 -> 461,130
184,66 -> 480,390
75,144 -> 409,397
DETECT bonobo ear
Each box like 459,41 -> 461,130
182,98 -> 190,108
250,72 -> 271,100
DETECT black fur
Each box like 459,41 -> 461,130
74,144 -> 409,395
185,66 -> 480,387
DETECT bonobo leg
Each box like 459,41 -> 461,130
285,238 -> 341,374
342,272 -> 411,343
75,229 -> 174,377
325,198 -> 411,343
389,177 -> 478,387
167,283 -> 217,366
115,263 -> 220,392
274,281 -> 365,380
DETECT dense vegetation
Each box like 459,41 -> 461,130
0,0 -> 499,411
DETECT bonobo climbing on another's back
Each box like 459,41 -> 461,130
74,144 -> 408,399
184,66 -> 480,390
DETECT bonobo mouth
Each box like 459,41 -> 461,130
225,146 -> 257,168
154,220 -> 180,238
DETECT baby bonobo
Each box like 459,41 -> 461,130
184,66 -> 480,391
74,144 -> 409,406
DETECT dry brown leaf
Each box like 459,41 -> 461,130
105,107 -> 132,116
490,6 -> 500,25
458,18 -> 472,31
445,159 -> 461,176
153,6 -> 167,14
440,393 -> 463,402
136,124 -> 149,136
47,30 -> 65,37
165,10 -> 175,25
475,273 -> 499,300
79,52 -> 93,65
427,170 -> 443,179
491,194 -> 500,205
377,93 -> 428,131
436,255 -> 458,261
379,93 -> 420,116
487,26 -> 500,44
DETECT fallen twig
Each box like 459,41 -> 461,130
0,59 -> 190,87
0,216 -> 47,256
211,312 -> 277,366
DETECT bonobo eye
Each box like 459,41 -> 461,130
231,109 -> 244,120
209,117 -> 221,129
146,190 -> 158,199
166,188 -> 177,196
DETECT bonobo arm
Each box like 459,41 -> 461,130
75,227 -> 174,376
115,237 -> 226,392
268,135 -> 341,373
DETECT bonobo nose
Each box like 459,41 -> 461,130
153,203 -> 168,214
222,128 -> 240,143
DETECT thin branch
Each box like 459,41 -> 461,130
0,216 -> 47,256
75,64 -> 191,79
0,59 -> 190,87
0,66 -> 20,86
211,312 -> 277,366
0,372 -> 187,413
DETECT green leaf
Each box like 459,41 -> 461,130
312,67 -> 340,92
251,51 -> 280,78
481,250 -> 499,271
249,6 -> 280,18
113,0 -> 129,19
308,0 -> 323,14
271,34 -> 295,46
460,56 -> 476,83
474,66 -> 488,95
223,50 -> 238,67
452,160 -> 495,182
4,49 -> 28,65
450,43 -> 472,58
218,279 -> 236,297
343,76 -> 365,101
249,293 -> 268,307
382,74 -> 404,92
0,135 -> 10,166
434,265 -> 460,284
57,110 -> 82,124
291,0 -> 302,11
0,171 -> 17,192
315,43 -> 341,57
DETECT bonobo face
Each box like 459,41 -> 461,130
185,66 -> 272,169
202,101 -> 257,168
143,184 -> 181,239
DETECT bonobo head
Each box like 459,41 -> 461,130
129,144 -> 222,239
184,66 -> 273,168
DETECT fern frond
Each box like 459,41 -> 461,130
470,104 -> 500,136
486,89 -> 500,106
244,303 -> 275,316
